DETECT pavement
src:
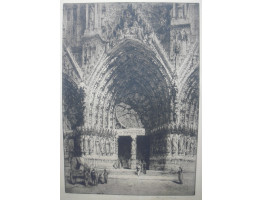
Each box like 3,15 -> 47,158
64,170 -> 196,196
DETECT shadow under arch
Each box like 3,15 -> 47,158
86,38 -> 176,132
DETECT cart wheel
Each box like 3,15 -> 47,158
70,173 -> 76,185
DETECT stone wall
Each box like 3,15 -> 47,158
149,133 -> 197,172
63,130 -> 118,169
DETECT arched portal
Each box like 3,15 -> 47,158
85,39 -> 175,133
177,67 -> 199,133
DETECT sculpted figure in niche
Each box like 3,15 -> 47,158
190,137 -> 194,156
106,138 -> 110,155
130,21 -> 138,35
187,136 -> 193,155
84,135 -> 89,154
79,135 -> 84,153
109,137 -> 115,155
99,137 -> 105,156
178,135 -> 183,155
185,135 -> 189,155
95,137 -> 100,155
90,135 -> 95,154
123,21 -> 129,35
172,134 -> 178,155
131,137 -> 136,155
183,136 -> 187,155
87,136 -> 91,155
182,136 -> 187,155
68,139 -> 74,153
94,136 -> 100,155
166,135 -> 172,153
117,28 -> 124,40
193,138 -> 197,155
181,29 -> 188,42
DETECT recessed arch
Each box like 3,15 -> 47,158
85,39 -> 175,132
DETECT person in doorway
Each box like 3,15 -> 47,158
142,160 -> 147,174
136,162 -> 141,176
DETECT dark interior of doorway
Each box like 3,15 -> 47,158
136,136 -> 150,170
118,136 -> 132,169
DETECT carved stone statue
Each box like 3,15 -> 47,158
190,137 -> 194,156
166,135 -> 171,153
123,21 -> 129,35
109,137 -> 115,155
100,137 -> 105,155
131,137 -> 136,155
106,138 -> 110,155
68,139 -> 74,153
89,136 -> 94,154
130,21 -> 138,35
178,135 -> 184,155
172,134 -> 178,155
186,136 -> 191,155
84,135 -> 89,154
95,136 -> 101,155
79,135 -> 84,153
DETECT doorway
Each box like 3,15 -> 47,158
136,136 -> 150,169
118,136 -> 132,169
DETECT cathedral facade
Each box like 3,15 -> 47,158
62,3 -> 200,173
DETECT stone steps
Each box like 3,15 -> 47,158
106,169 -> 174,177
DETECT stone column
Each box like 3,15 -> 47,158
94,3 -> 98,29
70,7 -> 74,37
115,136 -> 118,155
184,3 -> 188,19
84,4 -> 89,35
63,6 -> 67,39
97,3 -> 101,29
130,136 -> 137,169
172,3 -> 177,18
76,5 -> 82,45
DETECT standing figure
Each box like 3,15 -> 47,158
98,173 -> 104,184
84,168 -> 91,187
142,160 -> 147,174
178,167 -> 183,184
136,162 -> 141,176
91,168 -> 98,186
103,169 -> 109,183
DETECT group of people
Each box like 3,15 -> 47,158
84,168 -> 109,186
